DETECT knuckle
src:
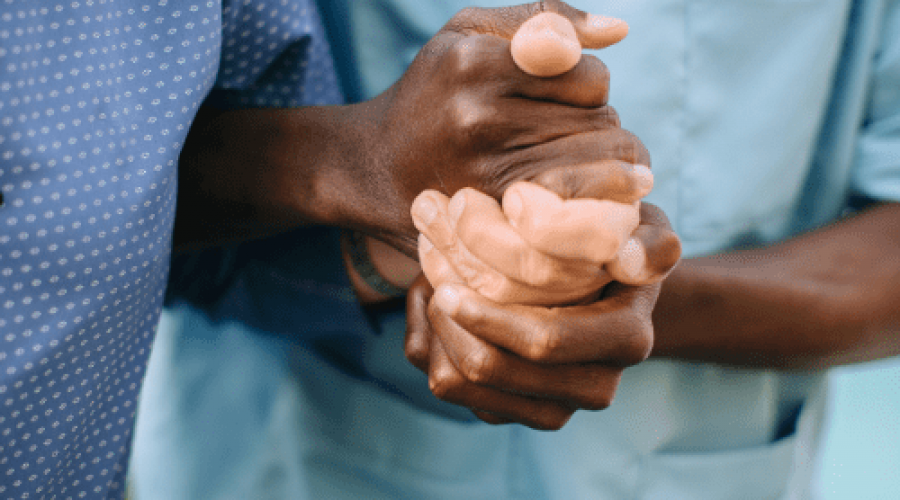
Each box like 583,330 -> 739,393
575,55 -> 611,103
446,36 -> 493,80
531,167 -> 567,197
619,319 -> 654,366
519,256 -> 556,288
449,93 -> 493,143
655,231 -> 683,274
449,6 -> 488,29
579,390 -> 615,411
429,366 -> 465,401
404,335 -> 428,367
459,347 -> 495,385
458,293 -> 489,329
594,106 -> 620,128
527,323 -> 564,362
427,299 -> 444,324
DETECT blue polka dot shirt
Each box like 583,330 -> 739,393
0,0 -> 342,498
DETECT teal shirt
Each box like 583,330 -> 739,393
131,1 -> 900,498
317,0 -> 900,495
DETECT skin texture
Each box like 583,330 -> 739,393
651,202 -> 900,370
174,1 -> 642,258
339,8 -> 680,428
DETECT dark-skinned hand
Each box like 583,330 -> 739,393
351,1 -> 648,256
405,203 -> 681,430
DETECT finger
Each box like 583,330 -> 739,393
418,234 -> 466,289
495,100 -> 619,148
451,187 -> 609,291
606,204 -> 682,285
636,203 -> 683,278
471,410 -> 513,425
525,127 -> 652,168
510,12 -> 582,77
506,48 -> 613,108
417,189 -> 601,305
545,1 -> 630,49
412,190 -> 478,284
421,222 -> 599,305
413,189 -> 496,289
426,329 -> 575,431
432,282 -> 656,366
405,273 -> 435,372
483,128 -> 652,195
429,295 -> 622,410
442,34 -> 613,108
531,161 -> 654,203
444,2 -> 628,50
503,181 -> 640,264
606,229 -> 680,285
605,236 -> 651,285
411,190 -> 454,250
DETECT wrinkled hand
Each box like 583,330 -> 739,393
405,202 -> 679,430
359,1 -> 646,256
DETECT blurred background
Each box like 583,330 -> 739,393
815,357 -> 900,499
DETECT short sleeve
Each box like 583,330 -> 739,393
208,0 -> 343,108
166,0 -> 348,318
851,0 -> 900,202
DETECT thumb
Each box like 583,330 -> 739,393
444,1 -> 628,49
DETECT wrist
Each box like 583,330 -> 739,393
342,230 -> 420,304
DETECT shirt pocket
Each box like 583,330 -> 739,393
634,433 -> 797,500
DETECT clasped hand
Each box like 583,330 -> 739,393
395,2 -> 681,430
358,0 -> 644,257
406,172 -> 680,429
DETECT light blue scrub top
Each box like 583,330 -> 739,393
132,0 -> 900,499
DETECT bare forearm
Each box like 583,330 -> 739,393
651,202 -> 900,370
172,102 -> 408,253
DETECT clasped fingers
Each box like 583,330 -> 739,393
424,293 -> 625,428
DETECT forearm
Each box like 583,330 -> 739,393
651,202 -> 900,370
172,101 -> 411,253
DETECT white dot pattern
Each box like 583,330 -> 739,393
0,0 -> 341,498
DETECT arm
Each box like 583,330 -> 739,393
400,202 -> 900,430
172,2 -> 640,257
173,103 -> 385,252
652,202 -> 900,370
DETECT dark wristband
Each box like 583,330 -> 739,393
342,230 -> 407,297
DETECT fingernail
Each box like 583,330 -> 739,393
633,164 -> 654,195
448,190 -> 467,222
419,233 -> 433,253
503,189 -> 523,226
435,285 -> 461,316
412,197 -> 437,225
618,237 -> 646,281
587,14 -> 624,29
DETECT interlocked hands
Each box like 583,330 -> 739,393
402,8 -> 681,430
